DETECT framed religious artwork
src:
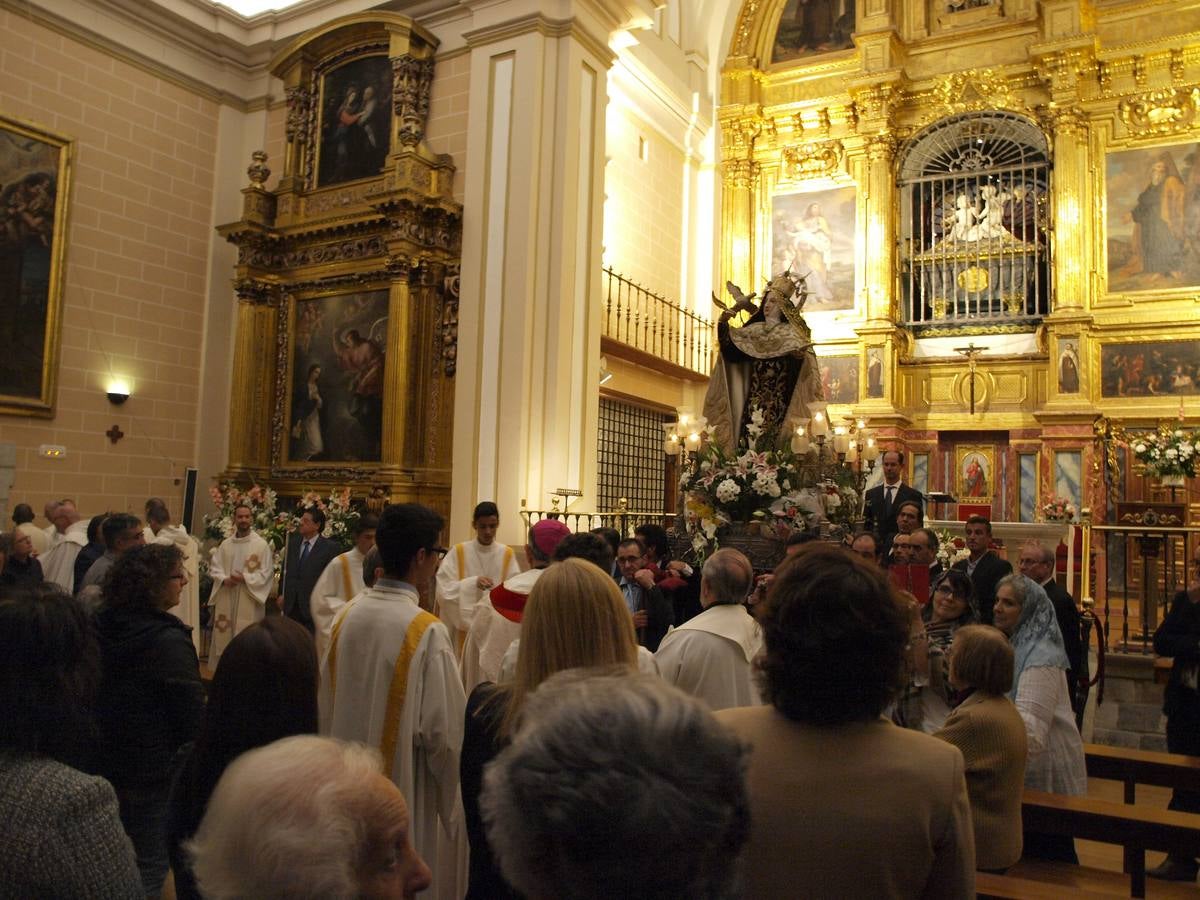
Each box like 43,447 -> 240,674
770,0 -> 856,64
865,346 -> 884,398
1056,336 -> 1081,395
815,354 -> 858,403
956,445 -> 995,499
1099,338 -> 1200,399
315,55 -> 394,189
1104,140 -> 1200,296
0,115 -> 71,417
770,186 -> 857,311
282,288 -> 391,465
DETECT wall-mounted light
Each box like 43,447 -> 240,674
106,378 -> 130,405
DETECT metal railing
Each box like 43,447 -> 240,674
520,508 -> 675,538
601,267 -> 712,375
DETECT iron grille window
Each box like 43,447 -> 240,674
898,111 -> 1051,328
597,397 -> 670,513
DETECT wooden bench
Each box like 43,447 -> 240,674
977,866 -> 1129,898
1016,790 -> 1200,897
1085,742 -> 1200,804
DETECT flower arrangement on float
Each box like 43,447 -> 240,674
1129,425 -> 1200,482
935,527 -> 970,569
1039,495 -> 1078,523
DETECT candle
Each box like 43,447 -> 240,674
832,427 -> 850,454
864,438 -> 880,462
791,433 -> 810,454
845,446 -> 859,463
664,434 -> 681,456
685,431 -> 702,450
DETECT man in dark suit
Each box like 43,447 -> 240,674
616,538 -> 674,651
282,507 -> 341,633
1018,540 -> 1082,712
863,450 -> 923,546
950,515 -> 1011,626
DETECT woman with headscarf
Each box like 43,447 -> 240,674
992,573 -> 1086,863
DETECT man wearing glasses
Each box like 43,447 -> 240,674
320,502 -> 467,899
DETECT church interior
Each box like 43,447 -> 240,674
5,0 -> 1200,893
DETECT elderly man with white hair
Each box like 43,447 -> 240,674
481,670 -> 749,900
187,735 -> 431,900
655,547 -> 764,710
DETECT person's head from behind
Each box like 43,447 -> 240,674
849,530 -> 879,565
701,548 -> 753,607
472,501 -> 499,546
552,532 -> 614,574
590,527 -> 621,563
145,498 -> 171,530
634,523 -> 670,564
785,530 -> 817,556
102,512 -> 145,557
948,625 -> 1014,695
11,503 -> 34,526
482,670 -> 749,900
375,504 -> 444,584
188,736 -> 431,900
506,558 -> 637,735
526,519 -> 570,568
354,513 -> 380,556
0,585 -> 99,764
362,545 -> 382,589
104,543 -> 186,612
757,543 -> 908,724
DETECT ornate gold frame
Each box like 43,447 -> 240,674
955,444 -> 995,500
0,114 -> 72,418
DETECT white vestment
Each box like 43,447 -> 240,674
434,539 -> 519,644
207,532 -> 273,669
40,520 -> 88,593
144,525 -> 202,653
461,568 -> 544,693
320,581 -> 467,900
17,522 -> 49,557
500,638 -> 661,681
655,603 -> 764,711
310,547 -> 366,663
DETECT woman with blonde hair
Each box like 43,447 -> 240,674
461,558 -> 639,899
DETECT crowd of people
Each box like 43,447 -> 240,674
0,469 -> 1194,898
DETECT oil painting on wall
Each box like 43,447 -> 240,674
816,354 -> 858,403
1099,339 -> 1200,398
771,0 -> 856,63
956,446 -> 994,499
0,116 -> 70,417
771,186 -> 857,311
1105,142 -> 1200,293
317,55 -> 393,188
288,290 -> 389,463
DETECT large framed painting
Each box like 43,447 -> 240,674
1099,339 -> 1200,398
0,115 -> 71,417
956,445 -> 995,499
816,354 -> 858,403
1105,141 -> 1200,294
316,55 -> 393,188
771,186 -> 856,311
770,0 -> 856,63
284,289 -> 390,464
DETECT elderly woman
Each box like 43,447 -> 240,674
93,543 -> 205,896
917,571 -> 979,733
168,617 -> 319,899
0,585 -> 142,897
993,573 -> 1086,863
462,558 -> 639,900
934,625 -> 1028,872
188,735 -> 431,899
715,543 -> 975,898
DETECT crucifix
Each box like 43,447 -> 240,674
105,424 -> 125,445
953,343 -> 985,414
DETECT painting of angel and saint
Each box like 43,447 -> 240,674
288,290 -> 389,463
1106,142 -> 1200,293
317,56 -> 393,188
771,0 -> 855,63
1100,339 -> 1200,398
771,187 -> 857,311
0,117 -> 68,415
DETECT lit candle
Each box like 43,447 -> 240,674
845,446 -> 859,463
864,438 -> 880,462
791,428 -> 810,454
664,434 -> 681,456
832,427 -> 850,455
685,431 -> 702,450
811,410 -> 830,437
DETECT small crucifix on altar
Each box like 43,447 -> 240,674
953,342 -> 985,415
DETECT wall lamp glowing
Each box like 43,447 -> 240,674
106,378 -> 130,405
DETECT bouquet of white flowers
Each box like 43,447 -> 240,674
1130,424 -> 1200,479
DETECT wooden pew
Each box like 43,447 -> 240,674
1084,742 -> 1200,804
1017,790 -> 1200,897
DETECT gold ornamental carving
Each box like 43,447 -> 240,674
781,141 -> 844,181
850,82 -> 900,123
863,133 -> 897,162
1118,86 -> 1200,137
1037,103 -> 1087,137
924,69 -> 1023,123
956,266 -> 990,293
722,158 -> 760,189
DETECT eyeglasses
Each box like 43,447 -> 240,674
428,546 -> 449,560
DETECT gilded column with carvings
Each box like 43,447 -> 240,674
863,133 -> 899,322
226,281 -> 279,481
1041,105 -> 1090,311
720,157 -> 759,297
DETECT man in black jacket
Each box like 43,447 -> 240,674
1019,540 -> 1083,714
281,507 -> 341,633
1149,565 -> 1200,882
863,450 -> 923,545
616,539 -> 674,652
951,515 -> 1011,626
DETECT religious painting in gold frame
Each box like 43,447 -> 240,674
956,444 -> 995,499
280,287 -> 391,466
0,114 -> 71,417
314,54 -> 393,189
815,354 -> 858,403
1099,338 -> 1200,399
770,186 -> 857,311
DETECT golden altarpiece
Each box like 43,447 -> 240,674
720,0 -> 1200,530
218,14 -> 461,513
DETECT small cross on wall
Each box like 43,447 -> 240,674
105,424 -> 125,445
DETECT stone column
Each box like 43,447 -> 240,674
451,1 -> 653,542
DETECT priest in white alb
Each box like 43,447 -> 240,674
207,502 -> 274,669
309,512 -> 378,662
434,501 -> 519,653
655,548 -> 764,711
461,518 -> 570,692
320,502 -> 467,900
40,500 -> 89,593
143,498 -> 202,653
